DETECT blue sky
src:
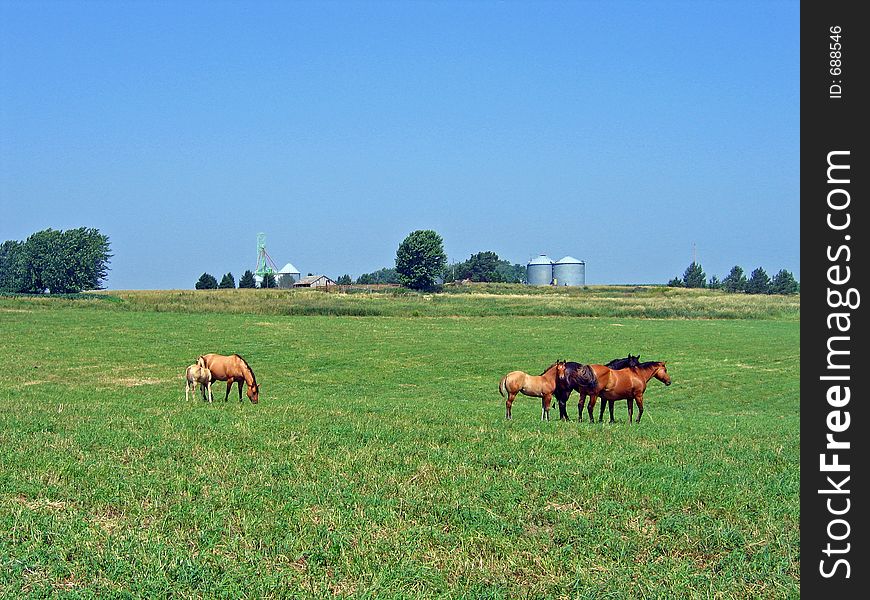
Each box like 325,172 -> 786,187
0,0 -> 799,289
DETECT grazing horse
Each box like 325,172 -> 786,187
197,353 -> 259,404
185,363 -> 213,402
578,361 -> 671,424
499,361 -> 566,420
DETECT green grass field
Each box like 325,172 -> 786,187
0,288 -> 799,598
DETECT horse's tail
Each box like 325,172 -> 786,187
499,375 -> 507,398
575,364 -> 598,390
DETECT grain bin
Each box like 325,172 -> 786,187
553,256 -> 586,286
526,254 -> 554,286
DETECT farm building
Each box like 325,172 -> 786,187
526,254 -> 554,285
277,262 -> 301,286
526,254 -> 586,286
553,256 -> 586,286
293,275 -> 337,289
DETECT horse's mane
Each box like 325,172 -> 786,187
637,361 -> 663,369
233,354 -> 257,385
540,361 -> 562,376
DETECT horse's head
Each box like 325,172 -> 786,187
247,383 -> 260,403
654,362 -> 671,386
555,360 -> 567,380
629,354 -> 641,367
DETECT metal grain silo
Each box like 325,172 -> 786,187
526,254 -> 554,286
553,256 -> 585,286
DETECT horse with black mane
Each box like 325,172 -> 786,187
554,355 -> 639,421
197,353 -> 260,404
572,360 -> 671,424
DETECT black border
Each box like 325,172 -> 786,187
801,1 -> 868,595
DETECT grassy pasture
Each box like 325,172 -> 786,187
0,289 -> 799,598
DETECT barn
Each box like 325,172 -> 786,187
293,275 -> 337,289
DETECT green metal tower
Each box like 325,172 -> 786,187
255,233 -> 279,286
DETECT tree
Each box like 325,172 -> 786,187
260,273 -> 276,288
708,275 -> 721,289
277,274 -> 296,288
721,265 -> 747,293
238,270 -> 256,288
219,272 -> 235,289
1,227 -> 111,293
495,261 -> 526,283
0,240 -> 26,292
681,261 -> 706,288
770,269 -> 799,295
667,277 -> 683,287
356,267 -> 399,284
336,274 -> 353,285
395,230 -> 447,291
453,251 -> 503,282
745,267 -> 771,294
195,273 -> 218,289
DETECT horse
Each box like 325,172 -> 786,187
197,353 -> 259,403
596,354 -> 640,420
578,361 -> 671,424
554,355 -> 639,421
553,362 -> 600,421
185,363 -> 213,402
499,361 -> 566,420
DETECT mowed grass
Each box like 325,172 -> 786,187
0,295 -> 799,598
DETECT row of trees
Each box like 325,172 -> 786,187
1,228 -> 112,293
196,270 -> 258,289
357,232 -> 523,290
668,262 -> 799,294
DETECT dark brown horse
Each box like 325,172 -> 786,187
197,353 -> 259,403
579,361 -> 671,424
499,361 -> 566,420
554,355 -> 639,421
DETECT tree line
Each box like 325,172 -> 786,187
668,262 -> 799,294
1,228 -> 111,293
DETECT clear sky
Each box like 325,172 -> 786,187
1,0 -> 799,289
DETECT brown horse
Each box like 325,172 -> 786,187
197,353 -> 259,404
577,361 -> 671,424
499,361 -> 565,420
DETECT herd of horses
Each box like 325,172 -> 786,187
182,350 -> 669,425
499,354 -> 671,423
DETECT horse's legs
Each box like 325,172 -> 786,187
587,396 -> 597,423
598,399 -> 607,423
237,380 -> 243,402
185,381 -> 190,402
506,393 -> 515,419
626,398 -> 634,425
556,390 -> 570,421
609,400 -> 616,423
635,393 -> 644,423
542,394 -> 552,421
224,378 -> 233,401
208,381 -> 213,403
577,393 -> 587,422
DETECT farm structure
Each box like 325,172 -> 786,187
294,275 -> 337,289
526,254 -> 586,286
277,262 -> 301,286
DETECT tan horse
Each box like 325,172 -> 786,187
577,361 -> 671,424
197,353 -> 259,404
185,363 -> 213,402
499,361 -> 565,420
